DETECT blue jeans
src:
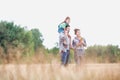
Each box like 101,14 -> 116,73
61,50 -> 70,66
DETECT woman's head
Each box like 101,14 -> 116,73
64,16 -> 70,24
74,28 -> 80,36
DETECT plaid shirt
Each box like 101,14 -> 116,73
59,32 -> 69,52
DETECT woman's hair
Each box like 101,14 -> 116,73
74,28 -> 80,35
64,16 -> 70,23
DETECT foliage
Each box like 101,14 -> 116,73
49,44 -> 120,63
0,21 -> 44,63
48,47 -> 59,55
0,20 -> 120,64
85,45 -> 120,63
31,29 -> 43,50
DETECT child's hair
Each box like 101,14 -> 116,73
74,28 -> 80,35
64,16 -> 70,23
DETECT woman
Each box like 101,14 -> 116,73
72,28 -> 87,65
59,27 -> 69,66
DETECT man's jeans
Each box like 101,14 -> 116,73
61,50 -> 70,65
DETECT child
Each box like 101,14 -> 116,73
72,28 -> 87,65
58,16 -> 70,33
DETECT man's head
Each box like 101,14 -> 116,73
64,27 -> 69,35
65,24 -> 70,33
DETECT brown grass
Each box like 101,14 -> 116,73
0,63 -> 120,80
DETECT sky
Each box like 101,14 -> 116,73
0,0 -> 120,49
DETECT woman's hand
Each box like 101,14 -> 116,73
77,41 -> 83,47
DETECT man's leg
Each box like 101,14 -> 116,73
65,50 -> 70,66
61,51 -> 67,66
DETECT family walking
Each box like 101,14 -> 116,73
58,16 -> 87,66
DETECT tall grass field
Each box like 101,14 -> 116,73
0,63 -> 120,80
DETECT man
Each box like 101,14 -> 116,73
59,27 -> 70,66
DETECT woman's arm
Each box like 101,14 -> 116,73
80,38 -> 87,47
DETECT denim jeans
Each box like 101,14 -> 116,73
61,50 -> 70,66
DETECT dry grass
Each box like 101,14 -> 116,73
0,63 -> 120,80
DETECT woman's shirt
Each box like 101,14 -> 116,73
72,37 -> 87,50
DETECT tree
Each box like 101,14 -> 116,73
0,21 -> 44,55
31,29 -> 44,50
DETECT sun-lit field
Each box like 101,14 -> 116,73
0,63 -> 120,80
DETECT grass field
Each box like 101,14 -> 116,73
0,63 -> 120,80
